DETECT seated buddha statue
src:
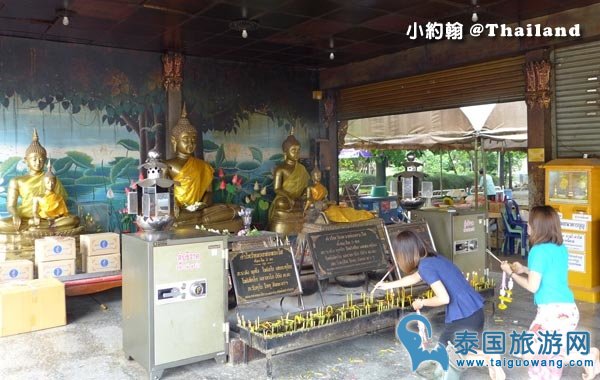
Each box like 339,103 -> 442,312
0,129 -> 80,233
30,162 -> 79,230
267,134 -> 310,235
165,107 -> 242,232
304,165 -> 329,215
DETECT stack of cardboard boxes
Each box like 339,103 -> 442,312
0,259 -> 34,282
34,236 -> 77,278
81,232 -> 121,273
0,239 -> 67,337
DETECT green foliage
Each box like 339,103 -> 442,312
236,161 -> 261,172
0,38 -> 166,130
66,151 -> 94,170
110,157 -> 137,182
268,153 -> 284,162
339,170 -> 376,187
249,147 -> 263,163
0,157 -> 21,177
221,160 -> 237,169
74,176 -> 109,186
215,144 -> 225,167
182,59 -> 317,134
117,139 -> 140,152
338,158 -> 357,171
203,140 -> 219,152
424,172 -> 474,190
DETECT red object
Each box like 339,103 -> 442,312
218,168 -> 225,178
63,274 -> 122,297
219,180 -> 226,190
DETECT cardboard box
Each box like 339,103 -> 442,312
0,260 -> 34,282
80,232 -> 120,256
83,253 -> 121,273
36,259 -> 76,279
0,278 -> 66,337
34,236 -> 76,262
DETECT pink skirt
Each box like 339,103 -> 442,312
527,303 -> 579,380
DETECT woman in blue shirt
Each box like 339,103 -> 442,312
373,230 -> 505,379
501,205 -> 599,380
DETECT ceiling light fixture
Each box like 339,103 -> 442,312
329,37 -> 335,61
56,8 -> 75,27
471,0 -> 480,22
229,19 -> 259,39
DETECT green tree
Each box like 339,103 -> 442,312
0,39 -> 166,163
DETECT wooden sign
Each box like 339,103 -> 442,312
385,221 -> 436,253
229,246 -> 302,304
305,222 -> 389,280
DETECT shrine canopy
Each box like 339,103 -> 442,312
343,101 -> 527,151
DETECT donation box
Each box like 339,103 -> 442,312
545,158 -> 600,303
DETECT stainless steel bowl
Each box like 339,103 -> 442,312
135,215 -> 175,232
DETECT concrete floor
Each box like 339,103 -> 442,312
1,256 -> 599,380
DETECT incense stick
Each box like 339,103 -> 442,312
486,249 -> 503,264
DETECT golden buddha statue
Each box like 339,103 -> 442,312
166,107 -> 242,232
304,165 -> 328,214
268,133 -> 310,235
0,130 -> 82,260
31,162 -> 79,230
0,130 -> 80,233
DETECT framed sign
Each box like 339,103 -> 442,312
230,246 -> 302,304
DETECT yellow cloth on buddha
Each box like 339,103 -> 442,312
16,173 -> 67,219
38,192 -> 69,219
309,183 -> 328,202
269,163 -> 310,219
324,205 -> 375,223
172,157 -> 214,207
282,163 -> 310,199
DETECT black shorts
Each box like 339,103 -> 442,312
439,308 -> 485,347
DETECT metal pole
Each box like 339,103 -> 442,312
474,138 -> 479,209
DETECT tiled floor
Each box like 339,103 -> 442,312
1,255 -> 598,380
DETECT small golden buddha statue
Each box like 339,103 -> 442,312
268,133 -> 310,235
0,129 -> 80,233
166,106 -> 242,232
31,162 -> 79,230
304,165 -> 328,215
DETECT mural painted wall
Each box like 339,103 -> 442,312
183,57 -> 320,228
0,36 -> 320,231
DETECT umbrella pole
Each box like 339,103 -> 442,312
474,138 -> 479,209
439,152 -> 443,194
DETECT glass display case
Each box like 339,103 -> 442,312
548,170 -> 588,204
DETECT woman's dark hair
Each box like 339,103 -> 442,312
478,169 -> 484,175
391,230 -> 435,274
528,205 -> 563,246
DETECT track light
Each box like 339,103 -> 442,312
56,8 -> 74,27
229,19 -> 259,39
471,0 -> 479,22
329,52 -> 335,60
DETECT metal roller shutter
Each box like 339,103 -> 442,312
554,41 -> 600,158
338,56 -> 525,121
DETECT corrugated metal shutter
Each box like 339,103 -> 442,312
554,41 -> 600,158
338,56 -> 525,120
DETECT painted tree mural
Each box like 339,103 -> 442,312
0,38 -> 165,164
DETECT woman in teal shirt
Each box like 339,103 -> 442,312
501,205 -> 599,379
